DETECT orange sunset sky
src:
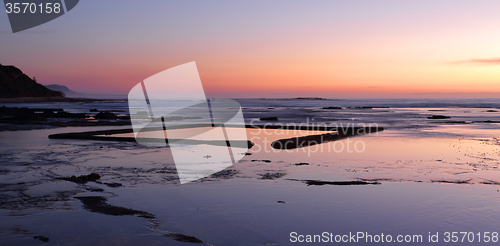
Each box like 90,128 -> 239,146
1,0 -> 500,98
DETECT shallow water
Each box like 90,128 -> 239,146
1,98 -> 500,245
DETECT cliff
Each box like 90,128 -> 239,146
0,64 -> 64,98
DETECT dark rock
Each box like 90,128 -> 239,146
81,173 -> 101,181
347,106 -> 389,109
251,160 -> 271,163
42,109 -> 55,115
33,235 -> 49,242
164,233 -> 204,244
304,180 -> 381,186
431,179 -> 470,184
433,121 -> 473,124
277,201 -> 286,203
271,127 -> 383,150
53,111 -> 87,119
294,162 -> 309,166
322,107 -> 343,109
60,173 -> 101,184
428,115 -> 451,119
90,109 -> 99,112
480,181 -> 500,185
244,152 -> 252,156
486,110 -> 498,113
74,196 -> 155,218
13,113 -> 47,121
117,115 -> 131,120
259,172 -> 286,180
260,117 -> 279,121
95,111 -> 118,119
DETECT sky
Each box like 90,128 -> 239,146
1,0 -> 500,98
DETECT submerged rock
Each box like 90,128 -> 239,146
260,117 -> 279,121
164,233 -> 204,244
60,173 -> 101,183
74,196 -> 155,218
33,235 -> 49,243
428,115 -> 451,119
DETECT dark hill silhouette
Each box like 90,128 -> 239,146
0,64 -> 63,98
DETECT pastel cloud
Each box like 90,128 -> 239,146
452,57 -> 500,65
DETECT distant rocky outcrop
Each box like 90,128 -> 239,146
45,84 -> 126,99
0,64 -> 63,98
44,84 -> 77,97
